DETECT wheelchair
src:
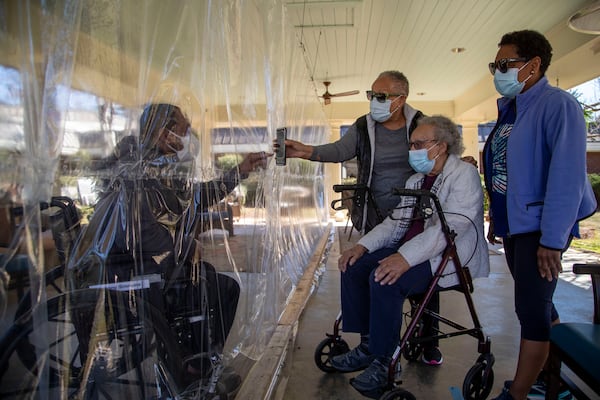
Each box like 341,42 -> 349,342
314,186 -> 495,400
0,199 -> 240,399
0,196 -> 80,302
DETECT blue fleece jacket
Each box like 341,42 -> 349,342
483,76 -> 596,250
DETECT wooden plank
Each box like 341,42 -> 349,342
236,325 -> 294,399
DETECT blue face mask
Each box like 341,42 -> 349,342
493,61 -> 531,98
408,143 -> 438,174
370,98 -> 401,122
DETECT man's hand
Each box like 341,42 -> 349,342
273,139 -> 313,159
486,219 -> 502,245
238,151 -> 271,174
537,246 -> 562,282
338,244 -> 367,272
460,155 -> 478,169
373,253 -> 410,285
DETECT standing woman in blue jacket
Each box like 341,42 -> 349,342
484,30 -> 597,400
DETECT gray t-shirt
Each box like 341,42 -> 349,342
311,122 -> 412,230
368,124 -> 412,226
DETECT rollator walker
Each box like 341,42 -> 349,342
314,184 -> 495,400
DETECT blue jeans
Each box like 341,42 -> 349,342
341,247 -> 433,357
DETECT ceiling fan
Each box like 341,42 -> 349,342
319,81 -> 360,105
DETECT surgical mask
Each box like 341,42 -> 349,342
165,128 -> 190,159
493,61 -> 531,98
408,143 -> 438,174
370,98 -> 401,122
175,128 -> 194,160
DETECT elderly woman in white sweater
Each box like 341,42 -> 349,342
329,115 -> 490,396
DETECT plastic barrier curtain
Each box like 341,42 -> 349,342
0,0 -> 330,398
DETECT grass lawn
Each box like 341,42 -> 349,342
571,211 -> 600,254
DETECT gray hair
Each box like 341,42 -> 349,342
418,115 -> 464,155
377,71 -> 409,95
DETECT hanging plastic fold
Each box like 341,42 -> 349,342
0,0 -> 331,398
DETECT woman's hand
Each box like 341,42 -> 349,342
537,246 -> 562,282
338,244 -> 367,272
374,253 -> 410,285
460,155 -> 478,168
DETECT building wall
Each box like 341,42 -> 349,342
587,152 -> 600,174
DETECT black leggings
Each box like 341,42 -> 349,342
504,232 -> 560,341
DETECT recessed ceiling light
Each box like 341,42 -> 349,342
451,47 -> 466,53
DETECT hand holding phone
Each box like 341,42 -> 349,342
276,127 -> 287,166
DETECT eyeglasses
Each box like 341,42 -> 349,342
408,139 -> 437,150
165,117 -> 191,135
488,57 -> 528,75
165,118 -> 178,131
366,90 -> 406,103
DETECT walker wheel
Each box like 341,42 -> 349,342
401,341 -> 423,362
401,316 -> 424,362
379,387 -> 417,400
462,361 -> 494,400
313,336 -> 350,373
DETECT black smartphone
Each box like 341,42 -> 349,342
276,127 -> 287,166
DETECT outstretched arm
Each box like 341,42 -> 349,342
272,139 -> 314,159
194,152 -> 270,210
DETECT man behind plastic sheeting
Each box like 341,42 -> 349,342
66,103 -> 269,394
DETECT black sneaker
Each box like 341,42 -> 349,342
527,379 -> 572,400
329,343 -> 375,372
421,346 -> 443,366
349,357 -> 389,397
501,378 -> 573,400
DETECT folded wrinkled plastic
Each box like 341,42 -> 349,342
0,0 -> 330,398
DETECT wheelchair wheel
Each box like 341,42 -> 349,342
180,371 -> 242,400
0,289 -> 183,399
462,361 -> 494,400
314,336 -> 350,372
379,387 -> 417,400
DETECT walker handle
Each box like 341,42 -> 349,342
391,188 -> 438,201
332,183 -> 367,193
391,188 -> 453,238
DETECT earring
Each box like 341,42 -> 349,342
530,70 -> 534,75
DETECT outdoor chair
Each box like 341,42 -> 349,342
545,263 -> 600,399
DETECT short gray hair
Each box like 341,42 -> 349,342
418,115 -> 464,155
377,71 -> 409,95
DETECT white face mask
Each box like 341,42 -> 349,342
175,128 -> 194,160
162,127 -> 188,157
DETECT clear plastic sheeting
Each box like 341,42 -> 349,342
0,1 -> 330,398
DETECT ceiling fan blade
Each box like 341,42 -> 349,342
330,90 -> 360,97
